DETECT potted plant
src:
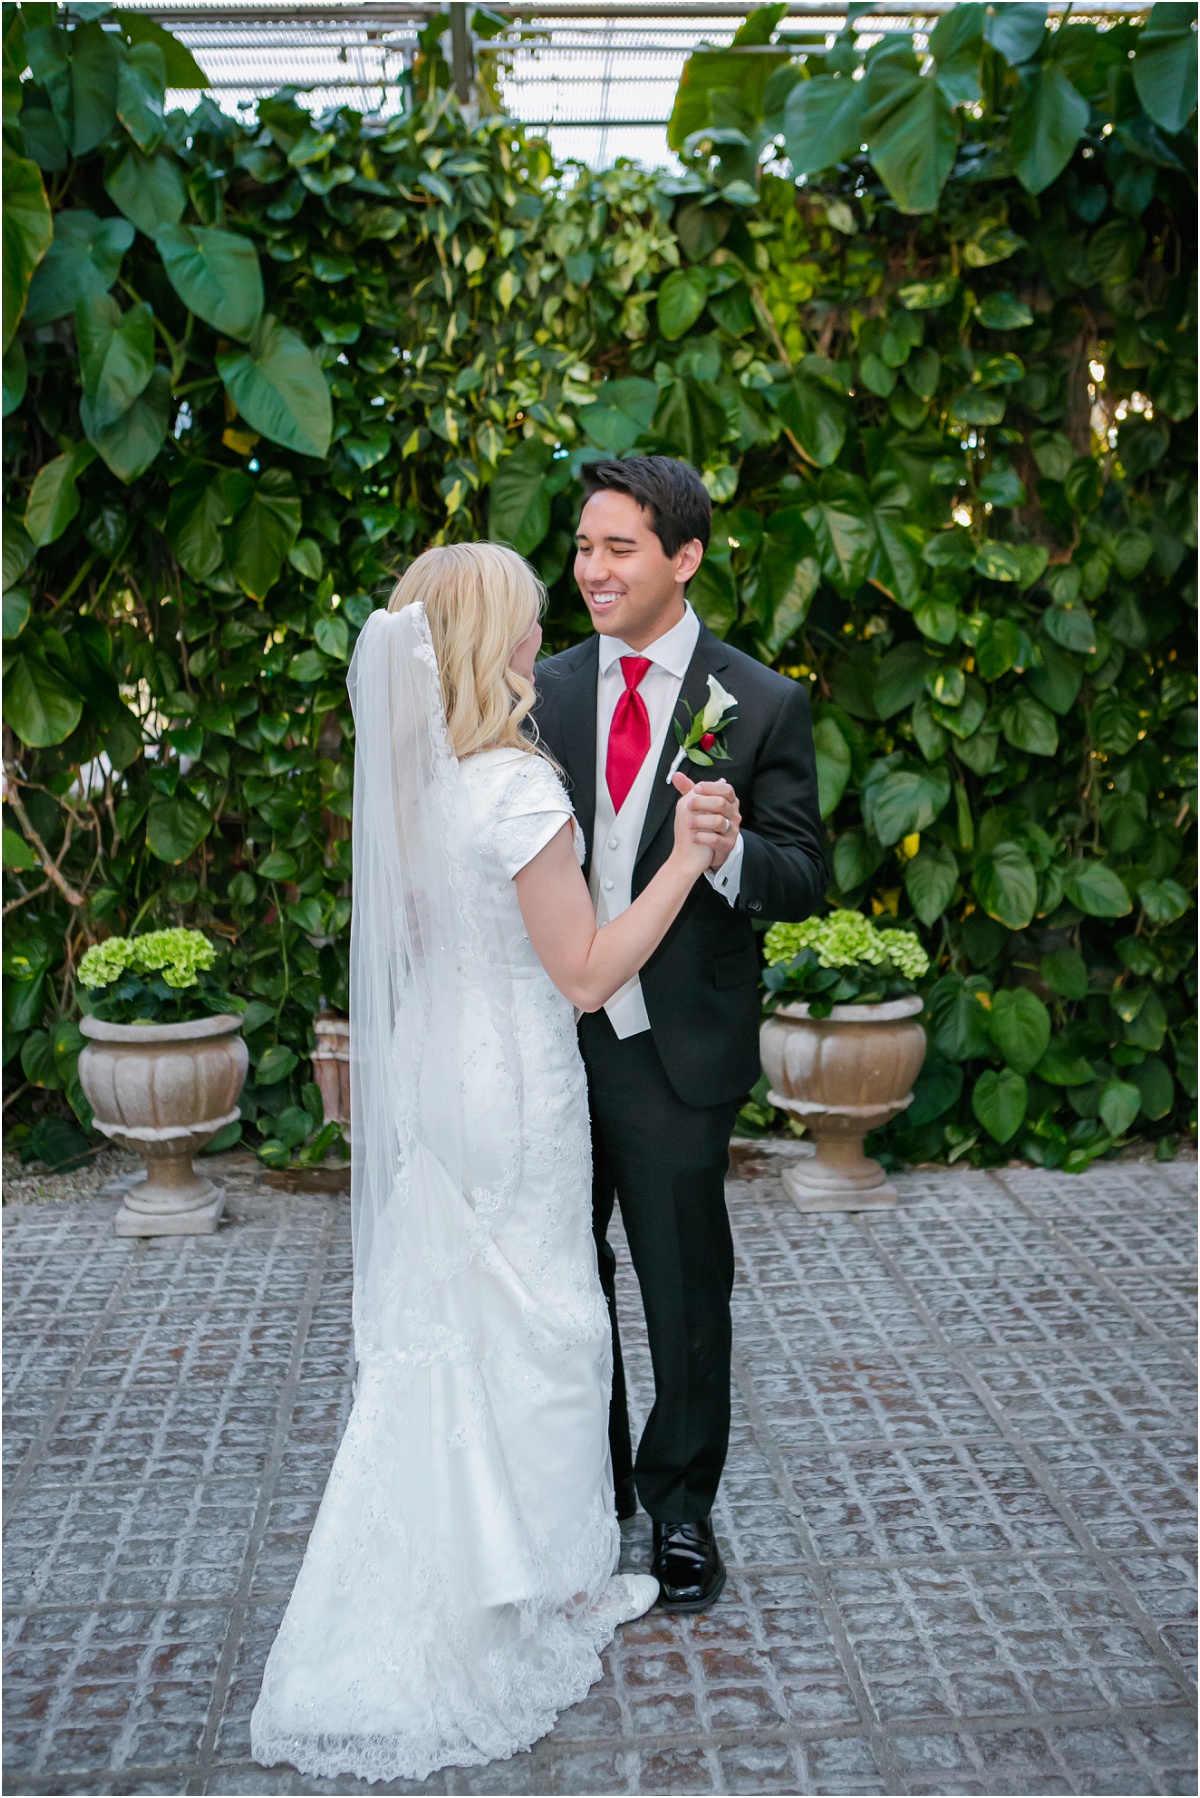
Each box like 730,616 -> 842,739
76,929 -> 248,1237
758,910 -> 930,1213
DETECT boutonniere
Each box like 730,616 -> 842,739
665,674 -> 738,781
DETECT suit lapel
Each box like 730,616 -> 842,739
635,625 -> 734,869
546,637 -> 599,853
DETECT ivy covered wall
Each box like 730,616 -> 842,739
2,1 -> 1196,1173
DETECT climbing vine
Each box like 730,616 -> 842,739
3,2 -> 1195,1173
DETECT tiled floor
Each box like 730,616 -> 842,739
3,1151 -> 1196,1796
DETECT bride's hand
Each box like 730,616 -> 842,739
669,773 -> 716,874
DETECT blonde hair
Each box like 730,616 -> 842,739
387,542 -> 544,760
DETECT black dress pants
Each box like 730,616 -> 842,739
579,1009 -> 738,1523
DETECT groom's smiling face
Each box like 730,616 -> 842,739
574,490 -> 703,652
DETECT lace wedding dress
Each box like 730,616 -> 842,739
250,607 -> 636,1785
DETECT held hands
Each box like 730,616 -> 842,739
669,773 -> 743,877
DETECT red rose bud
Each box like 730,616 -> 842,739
699,731 -> 716,751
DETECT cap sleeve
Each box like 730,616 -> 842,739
486,752 -> 575,880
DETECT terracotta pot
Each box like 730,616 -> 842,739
78,1013 -> 248,1236
759,994 -> 926,1212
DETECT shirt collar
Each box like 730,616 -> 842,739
597,602 -> 700,679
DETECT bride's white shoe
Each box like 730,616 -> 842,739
607,1573 -> 660,1625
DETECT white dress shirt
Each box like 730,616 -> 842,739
589,602 -> 744,1039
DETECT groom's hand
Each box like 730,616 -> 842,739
672,775 -> 742,869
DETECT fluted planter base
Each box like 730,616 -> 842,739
778,1157 -> 897,1213
79,1014 -> 248,1238
760,995 -> 926,1216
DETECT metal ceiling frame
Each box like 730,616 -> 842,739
95,2 -> 1149,143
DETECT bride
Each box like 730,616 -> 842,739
250,543 -> 722,1784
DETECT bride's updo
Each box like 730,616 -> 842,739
386,542 -> 544,760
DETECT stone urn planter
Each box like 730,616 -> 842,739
78,1014 -> 248,1237
759,994 -> 926,1213
311,1010 -> 351,1143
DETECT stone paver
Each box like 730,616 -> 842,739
3,1151 -> 1196,1797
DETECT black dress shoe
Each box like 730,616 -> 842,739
615,1477 -> 638,1522
651,1518 -> 726,1612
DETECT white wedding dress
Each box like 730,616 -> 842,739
251,608 -> 639,1786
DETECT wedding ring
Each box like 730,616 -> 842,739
722,816 -> 732,834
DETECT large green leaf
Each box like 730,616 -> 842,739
653,377 -> 728,467
984,3 -> 1047,65
782,73 -> 867,175
774,371 -> 847,467
1131,1054 -> 1175,1121
668,33 -> 790,157
2,339 -> 27,416
987,987 -> 1051,1075
974,840 -> 1037,929
871,508 -> 924,610
116,10 -> 208,87
225,468 -> 302,601
216,314 -> 332,458
156,223 -> 264,342
81,364 -> 171,483
800,473 -> 876,595
1137,877 -> 1191,925
685,554 -> 736,638
862,757 -> 951,846
875,641 -> 929,719
1011,65 -> 1090,195
75,292 -> 154,430
146,790 -> 213,863
69,19 -> 120,156
168,468 -> 246,582
656,267 -> 708,341
972,1067 -> 1027,1142
974,617 -> 1021,681
864,52 -> 959,214
24,442 -> 96,546
104,146 -> 186,238
929,3 -> 985,105
752,508 -> 821,652
1063,859 -> 1132,919
999,690 -> 1058,757
3,651 -> 83,747
3,516 -> 35,593
2,150 -> 53,351
579,378 -> 658,454
1099,1077 -> 1140,1138
1132,3 -> 1198,135
832,827 -> 883,894
813,717 -> 851,819
116,40 -> 166,154
905,841 -> 958,925
23,208 -> 134,328
488,438 -> 553,555
907,1057 -> 964,1125
23,23 -> 73,146
928,972 -> 992,1060
1042,947 -> 1088,1000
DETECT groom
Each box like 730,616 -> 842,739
533,457 -> 826,1610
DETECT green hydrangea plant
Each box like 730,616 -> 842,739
78,929 -> 239,1025
763,911 -> 930,1019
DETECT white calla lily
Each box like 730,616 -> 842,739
700,673 -> 737,732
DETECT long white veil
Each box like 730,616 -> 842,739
346,601 -> 523,1362
251,599 -> 623,1784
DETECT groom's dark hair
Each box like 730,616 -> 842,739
580,456 -> 711,558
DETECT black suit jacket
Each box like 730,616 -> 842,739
533,623 -> 827,1107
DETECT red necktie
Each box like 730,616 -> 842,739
606,655 -> 652,814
